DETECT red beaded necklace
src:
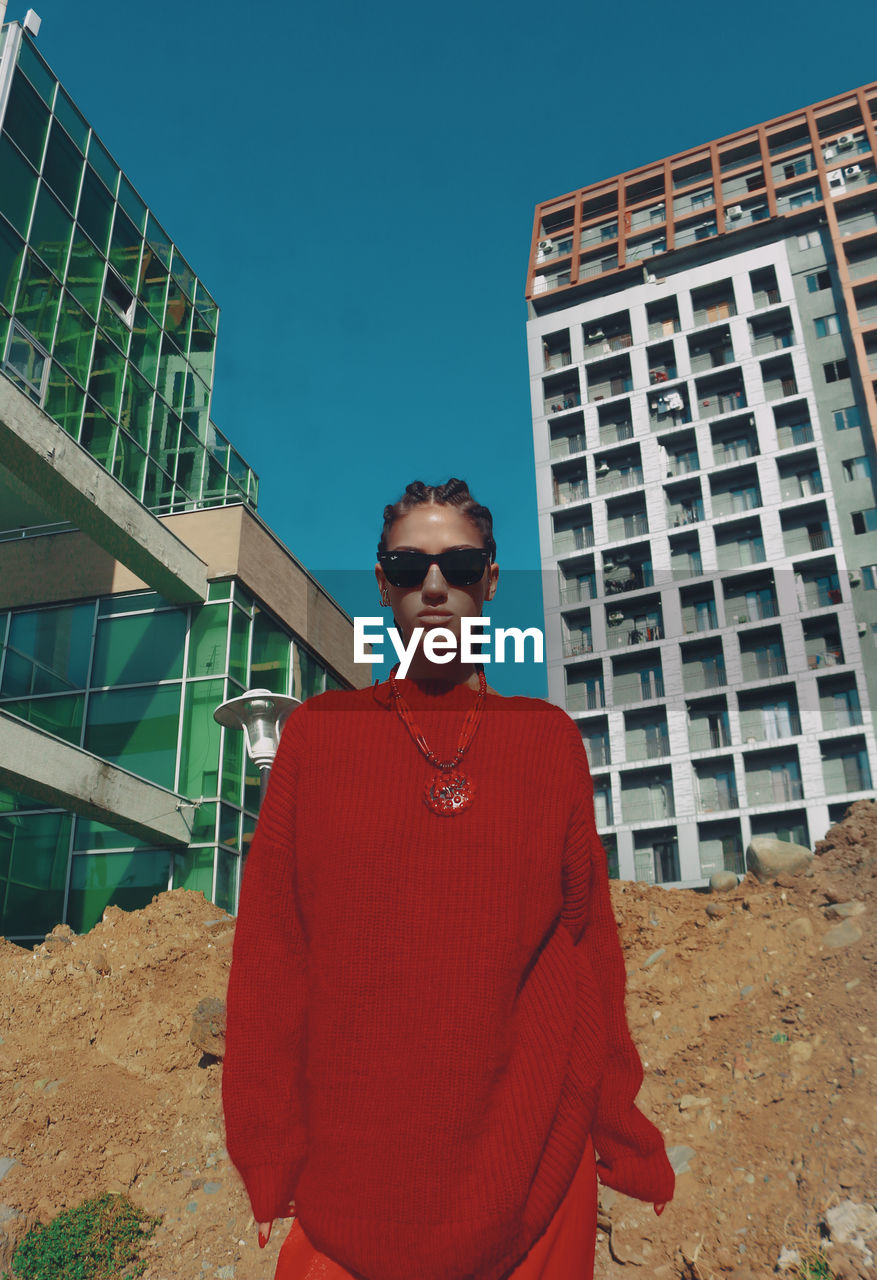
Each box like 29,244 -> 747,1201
388,664 -> 487,815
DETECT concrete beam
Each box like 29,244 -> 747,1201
0,378 -> 208,603
0,711 -> 192,846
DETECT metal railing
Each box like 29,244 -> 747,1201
563,636 -> 593,658
683,667 -> 727,691
553,527 -> 594,554
740,655 -> 787,679
560,582 -> 595,605
550,432 -> 587,458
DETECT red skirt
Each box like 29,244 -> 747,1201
274,1139 -> 597,1280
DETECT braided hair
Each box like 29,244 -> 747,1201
377,479 -> 496,560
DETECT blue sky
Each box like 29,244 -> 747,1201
23,0 -> 877,694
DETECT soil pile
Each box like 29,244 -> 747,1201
0,802 -> 874,1280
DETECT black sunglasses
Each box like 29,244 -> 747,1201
378,547 -> 492,588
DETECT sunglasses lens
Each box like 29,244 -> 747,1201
381,549 -> 489,588
381,553 -> 428,588
441,550 -> 488,585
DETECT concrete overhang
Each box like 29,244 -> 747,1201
0,377 -> 208,604
0,711 -> 192,846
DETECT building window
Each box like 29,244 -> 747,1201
851,508 -> 877,534
834,405 -> 861,430
814,314 -> 840,337
862,565 -> 877,589
797,231 -> 821,249
824,359 -> 850,383
806,270 -> 830,292
842,456 -> 871,481
789,190 -> 816,208
784,158 -> 809,179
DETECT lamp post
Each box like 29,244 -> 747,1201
213,688 -> 300,807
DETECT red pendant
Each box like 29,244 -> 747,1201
424,770 -> 474,815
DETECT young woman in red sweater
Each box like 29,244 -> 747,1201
222,479 -> 674,1280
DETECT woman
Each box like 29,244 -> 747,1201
222,479 -> 674,1280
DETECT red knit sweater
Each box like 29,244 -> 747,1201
222,677 -> 674,1280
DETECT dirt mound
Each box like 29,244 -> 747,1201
0,804 -> 874,1280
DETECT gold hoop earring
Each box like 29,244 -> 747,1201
380,590 -> 390,607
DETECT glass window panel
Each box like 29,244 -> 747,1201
143,457 -> 175,513
44,362 -> 84,434
76,166 -> 114,253
188,604 -> 230,677
203,450 -> 228,502
108,207 -> 141,290
80,396 -> 117,466
229,606 -> 249,686
170,249 -> 195,300
85,135 -> 118,196
66,224 -> 104,316
0,219 -> 25,312
207,580 -> 233,602
292,643 -> 324,700
17,37 -> 57,105
251,610 -> 290,693
4,74 -> 50,167
172,845 -> 215,896
53,89 -> 88,152
190,309 -> 215,359
0,811 -> 70,937
42,121 -> 84,214
157,333 -> 185,407
173,423 -> 204,494
215,847 -> 236,914
0,693 -> 84,744
219,804 -> 239,850
145,212 -> 172,267
85,684 -> 181,788
92,610 -> 186,686
194,279 -> 217,323
119,366 -> 153,449
189,800 -> 217,842
72,817 -> 150,851
220,720 -> 243,806
29,183 -> 73,278
4,321 -> 45,399
130,302 -> 161,384
3,603 -> 93,697
165,279 -> 191,343
88,333 -> 126,418
98,591 -> 170,616
138,247 -> 167,318
14,250 -> 61,345
67,848 -> 171,934
112,429 -> 146,499
0,134 -> 38,236
98,297 -> 131,352
117,176 -> 145,232
54,291 -> 95,383
179,678 -> 224,798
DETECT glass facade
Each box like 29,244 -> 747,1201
0,26 -> 258,515
0,585 -> 338,942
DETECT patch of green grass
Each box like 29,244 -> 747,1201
794,1251 -> 835,1280
5,1193 -> 161,1280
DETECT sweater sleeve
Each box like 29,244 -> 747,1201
221,705 -> 309,1223
559,715 -> 676,1205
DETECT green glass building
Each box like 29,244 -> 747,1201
0,19 -> 368,944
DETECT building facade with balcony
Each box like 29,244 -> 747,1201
528,81 -> 877,886
0,19 -> 370,943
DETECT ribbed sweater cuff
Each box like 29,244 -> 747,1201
236,1160 -> 299,1224
595,1147 -> 676,1204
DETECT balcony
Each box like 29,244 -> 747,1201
681,592 -> 717,633
607,621 -> 664,649
535,236 -> 574,264
542,331 -> 572,370
740,651 -> 787,681
567,681 -> 605,713
559,575 -> 596,606
553,524 -> 595,556
762,355 -> 799,401
711,483 -> 762,519
649,386 -> 692,426
544,391 -> 582,415
549,429 -> 587,459
553,472 -> 589,506
696,370 -> 748,418
689,723 -> 732,751
598,419 -> 634,446
776,419 -> 814,449
613,667 -> 665,704
625,712 -> 670,762
692,284 -> 737,328
622,778 -> 675,824
607,510 -> 649,541
563,633 -> 593,658
688,325 -> 734,373
715,521 -> 765,570
595,463 -> 644,494
668,500 -> 704,528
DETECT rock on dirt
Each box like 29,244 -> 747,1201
0,802 -> 875,1279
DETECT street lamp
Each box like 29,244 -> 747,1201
213,688 -> 300,806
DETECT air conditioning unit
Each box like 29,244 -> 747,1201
837,133 -> 855,149
538,238 -> 555,252
608,612 -> 624,625
827,169 -> 845,187
587,328 -> 605,341
823,147 -> 836,160
727,205 -> 744,220
595,461 -> 611,476
857,621 -> 868,636
844,165 -> 862,177
849,570 -> 862,587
